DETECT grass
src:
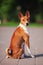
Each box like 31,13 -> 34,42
0,22 -> 19,27
0,21 -> 43,27
29,23 -> 43,27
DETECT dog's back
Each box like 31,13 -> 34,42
9,27 -> 24,52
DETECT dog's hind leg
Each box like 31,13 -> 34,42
13,48 -> 24,59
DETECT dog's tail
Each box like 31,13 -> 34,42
6,48 -> 12,56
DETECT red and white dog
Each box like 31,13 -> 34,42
6,11 -> 34,59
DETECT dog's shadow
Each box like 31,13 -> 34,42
22,54 -> 43,59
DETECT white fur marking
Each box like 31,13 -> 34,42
26,45 -> 34,58
18,23 -> 28,34
6,55 -> 9,58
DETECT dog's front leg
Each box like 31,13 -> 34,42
26,45 -> 34,58
24,35 -> 34,58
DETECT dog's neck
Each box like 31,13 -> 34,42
18,23 -> 28,34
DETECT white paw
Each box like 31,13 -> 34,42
6,56 -> 9,58
31,55 -> 35,58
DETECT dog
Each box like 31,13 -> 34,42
6,11 -> 34,59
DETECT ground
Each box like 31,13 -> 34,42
0,27 -> 43,65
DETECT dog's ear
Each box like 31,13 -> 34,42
26,10 -> 30,18
18,12 -> 23,19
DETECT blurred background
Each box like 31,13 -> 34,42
0,0 -> 43,25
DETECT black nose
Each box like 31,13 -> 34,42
26,23 -> 29,26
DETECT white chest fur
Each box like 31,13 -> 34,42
18,23 -> 28,34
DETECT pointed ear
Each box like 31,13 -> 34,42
18,12 -> 23,19
26,10 -> 30,18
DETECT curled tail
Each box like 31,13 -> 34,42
6,48 -> 12,58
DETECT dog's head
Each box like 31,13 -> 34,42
18,11 -> 30,26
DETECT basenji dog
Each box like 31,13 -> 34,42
6,11 -> 34,59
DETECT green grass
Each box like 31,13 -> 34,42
0,22 -> 19,27
0,21 -> 43,27
29,23 -> 43,27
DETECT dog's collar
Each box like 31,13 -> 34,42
18,23 -> 28,34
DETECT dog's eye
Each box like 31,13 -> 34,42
23,19 -> 25,21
